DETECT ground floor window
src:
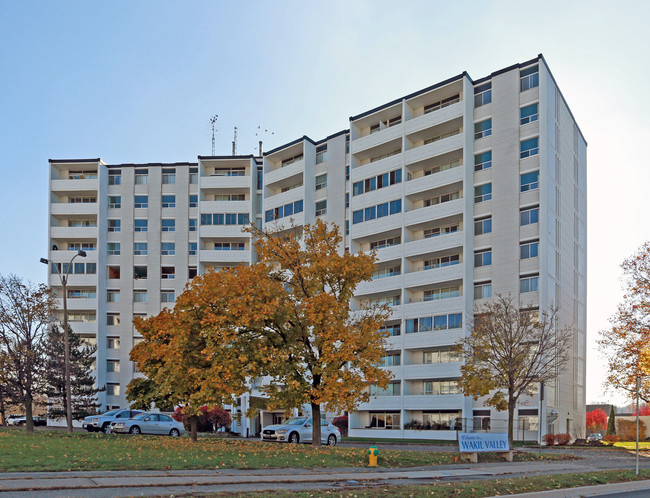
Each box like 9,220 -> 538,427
415,410 -> 462,430
368,412 -> 400,429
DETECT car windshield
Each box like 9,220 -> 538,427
133,413 -> 150,420
102,410 -> 119,417
285,417 -> 307,426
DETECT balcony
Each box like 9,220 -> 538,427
356,396 -> 403,411
264,186 -> 304,211
56,298 -> 97,310
350,151 -> 402,180
404,295 -> 464,317
404,167 -> 464,197
404,231 -> 464,258
405,133 -> 464,166
68,322 -> 97,335
199,225 -> 248,238
50,226 -> 99,240
405,198 -> 464,227
404,263 -> 464,289
403,328 -> 464,350
403,393 -> 464,410
199,249 -> 251,263
356,274 -> 402,296
200,200 -> 251,212
405,101 -> 463,136
200,174 -> 252,190
350,214 -> 403,240
49,250 -> 98,264
62,274 -> 98,287
50,203 -> 98,216
264,159 -> 304,188
51,178 -> 98,192
402,363 -> 461,380
351,123 -> 403,155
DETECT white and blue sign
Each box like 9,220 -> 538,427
458,433 -> 509,452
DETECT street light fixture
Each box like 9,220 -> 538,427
40,249 -> 86,434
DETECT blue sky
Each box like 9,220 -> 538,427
1,0 -> 649,404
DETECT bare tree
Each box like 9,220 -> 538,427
458,295 -> 572,444
0,275 -> 54,433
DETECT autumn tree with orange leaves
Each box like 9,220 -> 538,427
599,242 -> 650,401
130,220 -> 391,445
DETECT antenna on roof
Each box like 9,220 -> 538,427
209,115 -> 218,155
232,126 -> 238,155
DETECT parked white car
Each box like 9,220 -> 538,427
110,412 -> 185,436
261,417 -> 340,446
6,415 -> 25,426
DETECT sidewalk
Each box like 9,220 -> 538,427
498,479 -> 650,497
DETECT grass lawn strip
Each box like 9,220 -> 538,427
0,429 -> 571,472
209,470 -> 650,497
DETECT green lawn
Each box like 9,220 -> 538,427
614,441 -> 650,450
0,428 -> 572,472
216,470 -> 650,497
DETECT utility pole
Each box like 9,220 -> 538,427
210,115 -> 218,156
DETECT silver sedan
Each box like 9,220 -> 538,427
261,417 -> 340,446
110,412 -> 185,436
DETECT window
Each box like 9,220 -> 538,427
474,119 -> 492,140
474,151 -> 492,171
474,249 -> 492,267
189,242 -> 197,255
188,266 -> 197,279
372,266 -> 401,279
213,167 -> 246,177
161,267 -> 175,279
316,145 -> 327,164
134,266 -> 147,279
161,290 -> 175,303
423,286 -> 460,301
257,168 -> 263,189
108,219 -> 120,232
162,168 -> 176,184
520,274 -> 539,293
133,291 -> 147,303
424,223 -> 459,238
381,353 -> 401,367
424,191 -> 460,207
107,337 -> 120,349
67,219 -> 96,227
345,193 -> 349,208
108,196 -> 121,209
134,219 -> 148,232
520,64 -> 539,92
161,242 -> 175,255
474,82 -> 492,107
68,312 -> 96,322
281,154 -> 303,167
189,195 -> 198,208
424,94 -> 460,114
214,242 -> 245,251
107,290 -> 120,303
520,171 -> 539,192
345,164 -> 349,180
134,169 -> 148,184
107,265 -> 120,279
315,200 -> 327,216
406,313 -> 461,333
474,217 -> 492,235
368,412 -> 400,429
423,348 -> 460,364
107,313 -> 120,326
369,236 -> 400,250
315,174 -> 327,190
422,380 -> 460,395
68,170 -> 97,180
520,240 -> 540,259
189,167 -> 198,184
189,218 -> 197,232
134,242 -> 147,256
134,195 -> 148,208
107,243 -> 120,256
68,242 -> 96,251
106,383 -> 120,396
108,171 -> 121,185
352,169 -> 401,196
520,206 -> 539,226
161,219 -> 175,232
520,137 -> 539,158
380,323 -> 401,336
67,289 -> 96,299
162,195 -> 176,208
390,199 -> 401,214
520,103 -> 539,125
423,254 -> 460,270
474,183 -> 492,203
474,281 -> 492,299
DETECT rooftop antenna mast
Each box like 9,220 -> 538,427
210,115 -> 218,155
232,126 -> 238,155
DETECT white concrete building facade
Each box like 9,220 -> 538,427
47,55 -> 586,439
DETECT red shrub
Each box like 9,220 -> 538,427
543,433 -> 556,445
555,433 -> 571,445
333,415 -> 348,437
603,434 -> 620,445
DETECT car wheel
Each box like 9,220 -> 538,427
327,434 -> 337,447
102,423 -> 111,434
289,432 -> 300,444
129,426 -> 141,435
170,428 -> 180,437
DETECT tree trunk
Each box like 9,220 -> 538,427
190,415 -> 198,442
311,402 -> 321,447
0,393 -> 6,426
24,392 -> 34,434
507,399 -> 515,447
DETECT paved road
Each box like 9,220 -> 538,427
1,445 -> 649,496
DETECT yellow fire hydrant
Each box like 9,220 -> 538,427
367,445 -> 379,467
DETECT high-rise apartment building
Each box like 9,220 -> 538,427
47,55 -> 586,439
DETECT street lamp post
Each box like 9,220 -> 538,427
40,250 -> 86,435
